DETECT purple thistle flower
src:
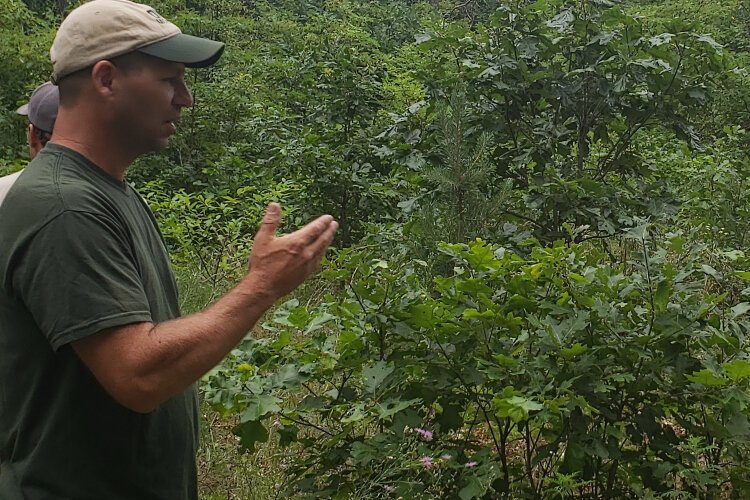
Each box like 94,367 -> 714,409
413,427 -> 433,441
420,455 -> 434,470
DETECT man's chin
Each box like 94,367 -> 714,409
150,137 -> 172,153
133,135 -> 174,156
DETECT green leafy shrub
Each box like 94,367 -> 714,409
203,225 -> 750,497
140,175 -> 303,293
407,0 -> 726,243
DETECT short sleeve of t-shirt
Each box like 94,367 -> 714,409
12,210 -> 153,350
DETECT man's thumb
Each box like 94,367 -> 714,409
256,203 -> 282,241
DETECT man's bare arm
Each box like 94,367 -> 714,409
72,203 -> 337,413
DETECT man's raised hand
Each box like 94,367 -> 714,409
247,203 -> 338,298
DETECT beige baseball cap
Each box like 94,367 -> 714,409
51,0 -> 224,82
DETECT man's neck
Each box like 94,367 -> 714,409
50,108 -> 137,181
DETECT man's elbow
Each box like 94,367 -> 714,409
109,377 -> 162,414
71,322 -> 164,413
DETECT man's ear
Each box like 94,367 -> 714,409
27,124 -> 43,159
90,60 -> 118,97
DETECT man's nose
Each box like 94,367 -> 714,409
174,82 -> 193,108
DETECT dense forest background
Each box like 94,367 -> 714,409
4,0 -> 750,497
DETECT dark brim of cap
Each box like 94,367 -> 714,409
138,33 -> 225,68
16,103 -> 29,116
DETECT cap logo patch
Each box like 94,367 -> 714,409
146,9 -> 166,24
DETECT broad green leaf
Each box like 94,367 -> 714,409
654,280 -> 671,311
415,32 -> 431,44
372,260 -> 389,269
701,265 -> 722,281
336,330 -> 363,353
351,440 -> 378,465
273,303 -> 309,329
494,396 -> 543,422
409,304 -> 436,329
342,404 -> 368,424
272,330 -> 291,350
297,396 -> 325,411
273,364 -> 301,389
724,360 -> 750,382
376,398 -> 421,420
731,302 -> 750,319
463,308 -> 496,320
696,34 -> 723,52
240,394 -> 282,422
465,239 -> 499,270
586,438 -> 610,459
362,360 -> 394,393
560,343 -> 588,358
650,33 -> 674,47
305,312 -> 335,334
232,420 -> 268,452
493,354 -> 518,367
624,223 -> 648,241
726,413 -> 750,437
236,363 -> 253,373
686,369 -> 727,387
459,475 -> 486,500
568,272 -> 588,283
547,8 -> 574,31
277,425 -> 299,448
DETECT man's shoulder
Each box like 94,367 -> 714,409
0,151 -> 117,238
22,148 -> 123,212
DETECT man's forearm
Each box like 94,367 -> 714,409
74,275 -> 279,413
139,276 -> 278,403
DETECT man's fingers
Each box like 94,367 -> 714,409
303,221 -> 338,274
269,215 -> 337,265
294,214 -> 335,243
309,220 -> 338,260
255,203 -> 282,243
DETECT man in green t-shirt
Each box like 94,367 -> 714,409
0,1 -> 338,499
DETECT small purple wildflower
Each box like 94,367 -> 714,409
420,455 -> 434,470
413,427 -> 433,441
465,461 -> 478,468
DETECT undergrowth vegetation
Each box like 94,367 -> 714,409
6,0 -> 750,497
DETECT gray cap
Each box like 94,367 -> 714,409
16,82 -> 59,133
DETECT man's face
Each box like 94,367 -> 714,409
111,55 -> 193,155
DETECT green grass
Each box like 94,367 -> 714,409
197,402 -> 284,500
